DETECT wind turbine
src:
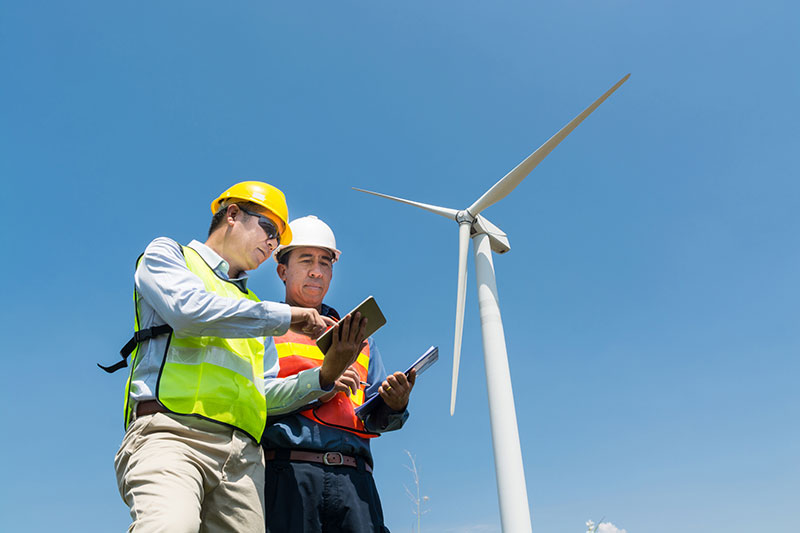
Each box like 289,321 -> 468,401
355,74 -> 630,533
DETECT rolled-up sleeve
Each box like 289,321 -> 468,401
134,237 -> 292,338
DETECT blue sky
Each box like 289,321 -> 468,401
1,1 -> 798,532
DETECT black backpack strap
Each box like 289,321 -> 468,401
98,324 -> 174,374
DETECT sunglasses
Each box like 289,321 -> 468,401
238,207 -> 281,244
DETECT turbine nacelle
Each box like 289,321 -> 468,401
454,210 -> 510,253
473,215 -> 510,254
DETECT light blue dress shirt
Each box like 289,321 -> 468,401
128,237 -> 331,417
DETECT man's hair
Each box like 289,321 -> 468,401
207,201 -> 263,237
276,249 -> 292,266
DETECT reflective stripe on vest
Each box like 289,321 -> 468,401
123,245 -> 267,442
274,329 -> 377,438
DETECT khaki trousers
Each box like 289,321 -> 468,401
114,412 -> 265,533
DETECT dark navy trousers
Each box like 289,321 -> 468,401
265,457 -> 390,533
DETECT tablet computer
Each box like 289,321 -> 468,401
315,296 -> 387,354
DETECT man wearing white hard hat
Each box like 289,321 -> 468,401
262,215 -> 416,532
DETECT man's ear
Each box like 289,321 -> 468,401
276,263 -> 287,282
226,204 -> 240,227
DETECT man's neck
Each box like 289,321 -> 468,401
204,235 -> 243,279
284,296 -> 322,313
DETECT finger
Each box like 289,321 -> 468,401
308,319 -> 324,337
334,373 -> 355,392
379,385 -> 403,411
327,323 -> 340,351
392,371 -> 409,388
387,373 -> 412,400
339,314 -> 352,342
314,316 -> 327,336
407,369 -> 417,387
341,369 -> 360,393
346,343 -> 362,368
355,315 -> 368,343
336,378 -> 355,394
304,310 -> 320,333
346,312 -> 361,342
385,374 -> 401,390
321,315 -> 336,327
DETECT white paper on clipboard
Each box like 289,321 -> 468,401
405,345 -> 438,377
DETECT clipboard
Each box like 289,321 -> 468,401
405,345 -> 439,377
315,296 -> 387,354
354,345 -> 439,417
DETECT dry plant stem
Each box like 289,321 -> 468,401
404,450 -> 429,532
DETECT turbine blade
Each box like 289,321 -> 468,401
352,187 -> 458,220
467,73 -> 631,216
451,222 -> 471,416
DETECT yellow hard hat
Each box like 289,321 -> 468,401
211,181 -> 293,245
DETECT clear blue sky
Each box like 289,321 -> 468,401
1,1 -> 798,532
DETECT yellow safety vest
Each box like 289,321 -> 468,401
123,245 -> 267,442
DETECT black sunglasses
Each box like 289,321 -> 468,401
238,207 -> 281,244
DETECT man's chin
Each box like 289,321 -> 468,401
299,291 -> 324,308
251,252 -> 271,268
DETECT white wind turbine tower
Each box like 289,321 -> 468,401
355,74 -> 629,533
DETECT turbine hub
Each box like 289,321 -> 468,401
455,210 -> 474,225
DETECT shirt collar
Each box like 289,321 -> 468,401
320,303 -> 340,320
280,302 -> 339,320
188,239 -> 249,288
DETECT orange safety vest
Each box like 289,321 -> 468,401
274,329 -> 378,438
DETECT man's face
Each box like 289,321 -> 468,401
277,246 -> 334,309
229,205 -> 281,273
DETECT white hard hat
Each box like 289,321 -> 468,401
274,215 -> 342,263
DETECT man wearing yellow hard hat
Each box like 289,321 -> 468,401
108,182 -> 368,532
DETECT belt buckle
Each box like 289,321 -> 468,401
323,452 -> 344,466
